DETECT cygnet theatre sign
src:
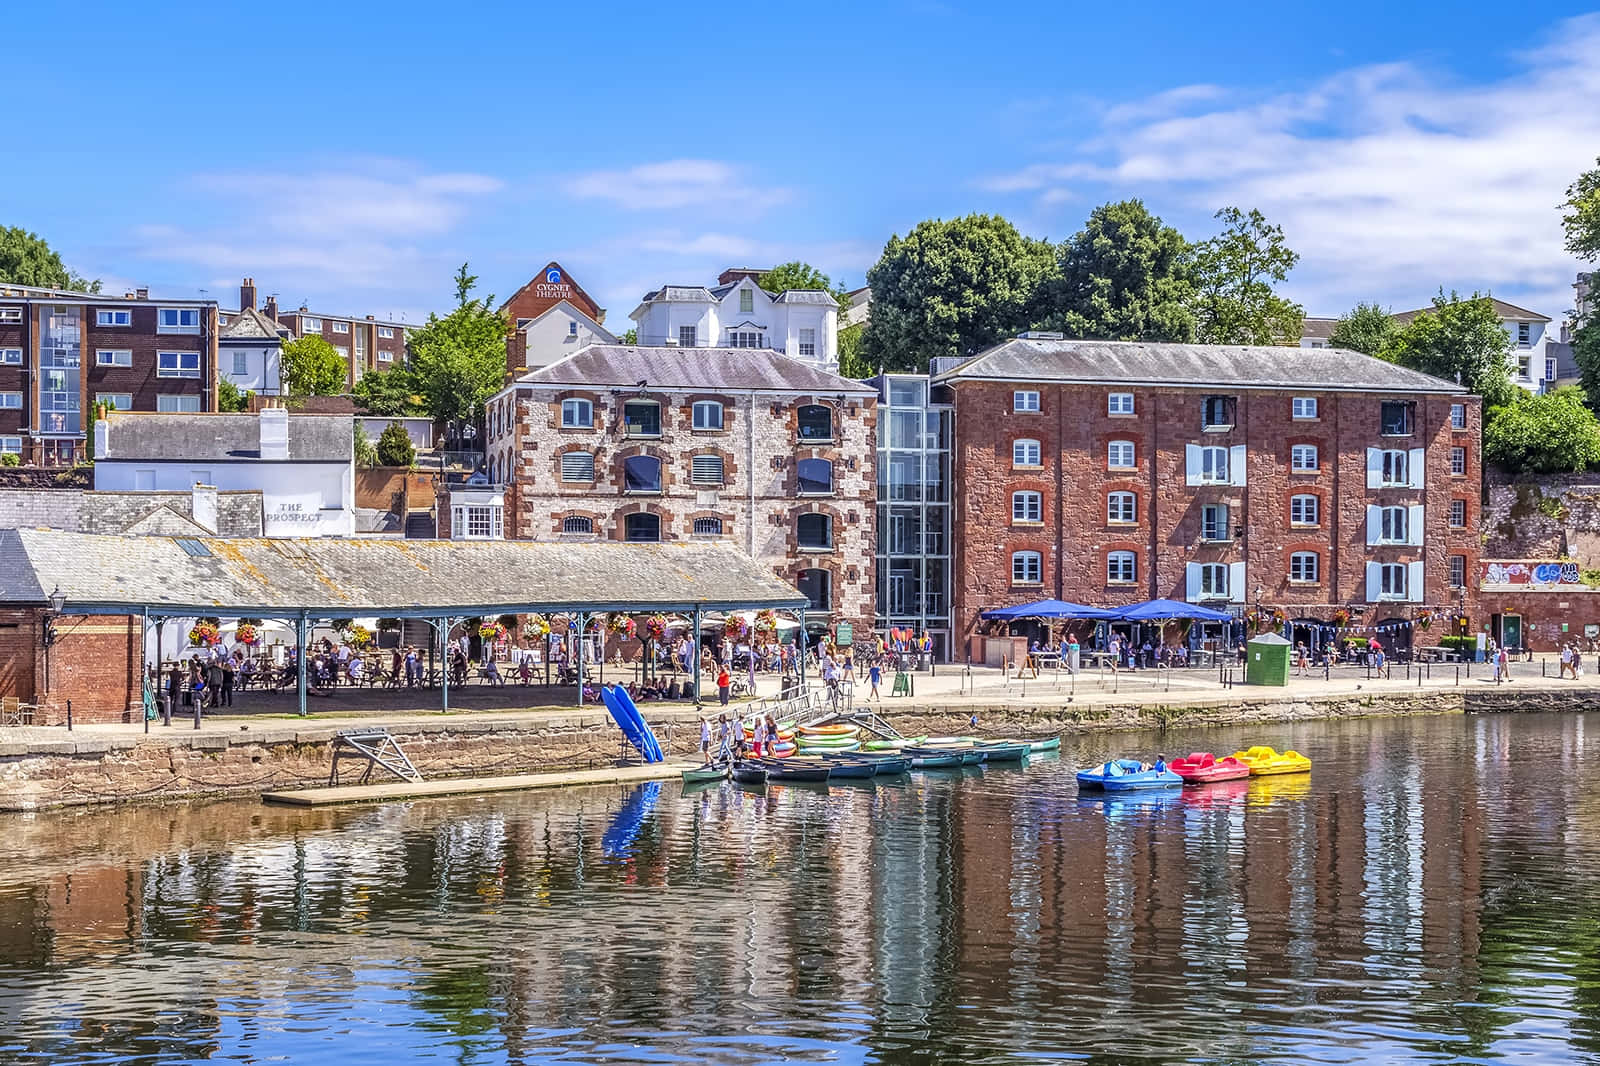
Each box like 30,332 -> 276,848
534,267 -> 576,302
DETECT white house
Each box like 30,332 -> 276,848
218,306 -> 290,396
93,408 -> 356,536
519,300 -> 617,369
629,268 -> 840,370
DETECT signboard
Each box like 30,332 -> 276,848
534,266 -> 579,303
1480,560 -> 1581,587
264,493 -> 350,537
835,622 -> 854,647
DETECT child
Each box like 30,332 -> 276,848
868,661 -> 882,700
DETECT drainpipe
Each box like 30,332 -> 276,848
747,392 -> 757,556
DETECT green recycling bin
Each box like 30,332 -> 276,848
1245,633 -> 1292,686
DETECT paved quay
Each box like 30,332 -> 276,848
262,759 -> 698,807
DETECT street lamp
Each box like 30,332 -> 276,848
42,585 -> 64,647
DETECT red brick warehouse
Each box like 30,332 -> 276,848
940,336 -> 1481,657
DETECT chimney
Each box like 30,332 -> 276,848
264,295 -> 279,321
259,406 -> 289,461
240,277 -> 257,312
191,483 -> 219,534
93,418 -> 111,458
135,287 -> 148,300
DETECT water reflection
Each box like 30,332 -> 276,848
0,714 -> 1598,1063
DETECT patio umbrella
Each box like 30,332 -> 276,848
980,598 -> 1118,621
1110,599 -> 1234,622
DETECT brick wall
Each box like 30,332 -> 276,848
0,609 -> 141,724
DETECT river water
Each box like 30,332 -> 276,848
2,711 -> 1598,1064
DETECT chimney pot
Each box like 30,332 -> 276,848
240,277 -> 258,313
135,287 -> 148,300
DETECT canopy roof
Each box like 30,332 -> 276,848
0,530 -> 807,618
1114,598 -> 1236,623
981,598 -> 1117,621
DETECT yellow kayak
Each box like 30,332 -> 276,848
1228,745 -> 1311,776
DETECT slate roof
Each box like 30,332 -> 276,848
0,531 -> 808,616
219,307 -> 291,341
769,290 -> 840,306
514,345 -> 877,394
936,338 -> 1468,395
0,489 -> 264,536
1393,298 -> 1550,324
1300,317 -> 1337,341
98,413 -> 355,463
639,286 -> 718,303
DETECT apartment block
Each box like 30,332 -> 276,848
221,278 -> 411,390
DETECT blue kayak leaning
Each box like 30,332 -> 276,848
1076,759 -> 1182,791
601,684 -> 664,763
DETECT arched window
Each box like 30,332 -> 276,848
624,513 -> 660,542
623,455 -> 662,493
560,450 -> 595,483
1290,551 -> 1319,583
1013,439 -> 1041,467
562,515 -> 593,535
561,398 -> 593,428
797,404 -> 833,442
797,568 -> 831,610
692,401 -> 724,430
1107,491 -> 1136,524
1107,440 -> 1135,469
692,517 -> 723,536
797,458 -> 833,495
1012,551 -> 1042,584
797,513 -> 832,550
1012,491 -> 1042,522
690,453 -> 724,486
1107,550 -> 1137,583
1290,494 -> 1319,526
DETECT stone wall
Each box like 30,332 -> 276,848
1482,470 -> 1600,563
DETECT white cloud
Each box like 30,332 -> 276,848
980,15 -> 1600,318
563,159 -> 791,214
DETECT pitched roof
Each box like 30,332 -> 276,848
513,345 -> 876,394
1393,298 -> 1550,324
519,300 -> 617,342
0,531 -> 807,616
0,488 -> 264,537
219,307 -> 291,341
639,286 -> 718,303
770,290 -> 841,306
1299,316 -> 1337,341
98,413 -> 354,463
935,338 -> 1468,394
496,261 -> 605,321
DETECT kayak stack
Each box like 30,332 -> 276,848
796,723 -> 861,754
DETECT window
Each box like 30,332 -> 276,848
0,349 -> 20,365
797,404 -> 832,442
560,451 -> 595,482
798,328 -> 816,358
623,455 -> 662,492
331,321 -> 349,334
1013,438 -> 1042,467
1107,550 -> 1136,583
1379,506 -> 1408,543
157,308 -> 201,332
157,351 -> 201,378
1292,397 -> 1317,420
1515,353 -> 1532,380
623,401 -> 660,437
462,505 -> 500,539
0,307 -> 21,323
1013,491 -> 1043,523
740,288 -> 754,313
378,350 -> 393,362
1379,563 -> 1407,599
1449,555 -> 1467,589
797,458 -> 833,495
1450,499 -> 1467,528
1380,401 -> 1414,436
1199,446 -> 1228,483
1380,449 -> 1408,486
0,437 -> 19,454
1201,503 -> 1230,542
1198,563 -> 1229,599
303,317 -> 322,332
96,349 -> 132,367
567,321 -> 579,338
562,516 -> 593,535
730,331 -> 764,348
692,401 -> 723,430
334,346 -> 349,360
1450,403 -> 1467,430
1013,390 -> 1040,413
798,568 -> 831,611
232,352 -> 249,375
797,513 -> 832,550
157,394 -> 201,413
379,326 -> 395,339
624,513 -> 660,542
96,392 -> 132,410
1517,321 -> 1532,348
1108,491 -> 1136,524
1289,494 -> 1319,526
693,516 -> 723,536
1012,551 -> 1042,584
1451,446 -> 1467,475
1547,358 -> 1558,382
1290,444 -> 1318,471
678,325 -> 697,348
561,398 -> 593,428
1108,440 -> 1135,469
1202,395 -> 1235,430
1290,552 -> 1319,583
0,392 -> 20,410
691,453 -> 724,486
1108,392 -> 1134,416
96,309 -> 131,327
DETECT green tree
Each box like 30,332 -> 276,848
353,423 -> 377,468
376,421 -> 417,467
0,226 -> 100,292
217,380 -> 252,412
407,263 -> 508,426
758,261 -> 850,311
1328,302 -> 1397,355
1379,291 -> 1517,408
836,322 -> 871,378
1574,322 -> 1600,406
620,327 -> 638,345
1562,157 -> 1600,262
281,334 -> 347,396
1483,387 -> 1600,473
1191,207 -> 1304,345
1032,199 -> 1196,341
862,214 -> 1057,372
351,365 -> 424,416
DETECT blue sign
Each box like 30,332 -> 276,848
546,267 -> 562,285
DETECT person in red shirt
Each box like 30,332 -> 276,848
717,666 -> 731,707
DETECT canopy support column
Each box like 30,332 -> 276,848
576,611 -> 586,706
296,611 -> 308,718
798,608 -> 807,689
140,607 -> 151,734
692,606 -> 702,705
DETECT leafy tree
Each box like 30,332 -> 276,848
1562,157 -> 1600,262
758,261 -> 850,311
351,365 -> 424,416
1328,302 -> 1397,355
1379,291 -> 1517,408
1191,207 -> 1304,345
217,380 -> 252,412
0,226 -> 99,292
1483,387 -> 1600,473
1574,323 -> 1600,408
620,327 -> 638,345
407,263 -> 507,426
376,421 -> 417,468
1032,199 -> 1196,341
862,214 -> 1057,372
353,423 -> 377,468
0,453 -> 19,468
836,322 -> 871,378
281,334 -> 347,396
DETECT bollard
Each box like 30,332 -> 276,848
1418,662 -> 1422,687
1456,665 -> 1461,686
162,695 -> 172,728
193,696 -> 202,730
66,699 -> 72,732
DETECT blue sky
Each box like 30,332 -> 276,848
2,1 -> 1598,327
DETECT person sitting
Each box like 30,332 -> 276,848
347,656 -> 365,684
1105,760 -> 1122,777
484,658 -> 504,685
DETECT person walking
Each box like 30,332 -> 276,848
1498,642 -> 1512,683
717,665 -> 731,706
868,660 -> 882,701
700,717 -> 712,762
753,715 -> 768,758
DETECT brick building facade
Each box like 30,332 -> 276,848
0,283 -> 218,465
942,338 -> 1481,655
496,262 -> 607,378
482,345 -> 877,634
0,607 -> 141,724
222,279 -> 410,391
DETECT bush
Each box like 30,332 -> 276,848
353,423 -> 377,468
0,453 -> 18,468
376,421 -> 416,468
1484,387 -> 1600,474
1438,635 -> 1477,655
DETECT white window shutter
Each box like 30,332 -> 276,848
1185,562 -> 1200,602
1408,447 -> 1426,490
452,507 -> 464,540
1229,444 -> 1247,487
1407,504 -> 1425,547
1228,562 -> 1246,602
1366,505 -> 1380,546
1407,560 -> 1425,603
1366,447 -> 1382,489
1185,444 -> 1201,486
1366,561 -> 1381,601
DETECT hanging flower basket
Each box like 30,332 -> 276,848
234,623 -> 259,646
644,614 -> 667,642
522,615 -> 549,640
723,615 -> 749,639
754,609 -> 778,633
1416,609 -> 1434,631
347,624 -> 373,648
607,614 -> 636,639
188,621 -> 219,647
1331,608 -> 1351,629
479,621 -> 506,642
